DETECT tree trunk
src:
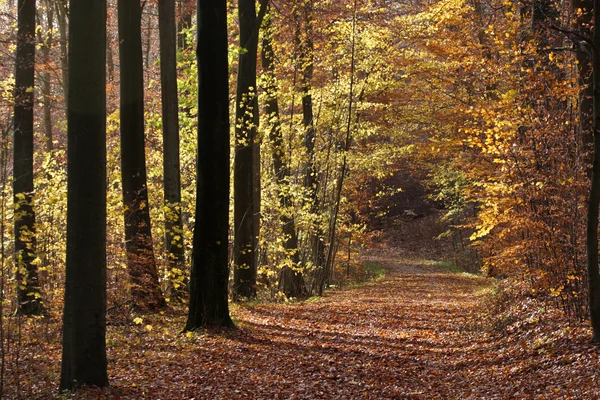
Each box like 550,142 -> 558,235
177,0 -> 193,49
183,0 -> 233,330
60,0 -> 108,390
587,0 -> 600,343
118,0 -> 165,311
319,0 -> 357,295
296,0 -> 325,274
55,0 -> 68,108
261,9 -> 306,298
572,0 -> 593,163
38,0 -> 54,152
158,0 -> 185,300
233,0 -> 261,301
14,0 -> 41,315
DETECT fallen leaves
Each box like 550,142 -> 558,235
5,248 -> 600,399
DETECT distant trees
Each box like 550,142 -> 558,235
118,0 -> 165,311
183,0 -> 233,330
14,0 -> 41,315
60,0 -> 109,390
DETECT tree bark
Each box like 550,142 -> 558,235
177,0 -> 193,49
60,0 -> 108,390
158,0 -> 185,299
183,0 -> 233,330
38,0 -> 54,152
55,0 -> 68,108
296,0 -> 325,289
587,0 -> 600,343
14,0 -> 41,315
261,9 -> 306,298
118,0 -> 165,311
572,0 -> 593,163
233,0 -> 261,301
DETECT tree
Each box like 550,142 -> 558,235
60,0 -> 108,390
177,0 -> 194,49
55,0 -> 68,107
588,0 -> 600,343
233,0 -> 265,301
183,0 -> 233,330
261,9 -> 305,298
118,0 -> 165,311
158,0 -> 185,299
14,0 -> 41,315
37,0 -> 54,152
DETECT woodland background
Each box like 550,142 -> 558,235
0,0 -> 599,397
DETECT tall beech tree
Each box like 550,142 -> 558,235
297,0 -> 325,275
14,0 -> 41,315
588,0 -> 600,343
261,10 -> 305,298
158,0 -> 185,298
183,0 -> 233,330
233,0 -> 264,300
37,0 -> 54,152
60,0 -> 108,390
118,0 -> 165,310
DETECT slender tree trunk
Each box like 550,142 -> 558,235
319,0 -> 358,295
587,0 -> 600,343
60,0 -> 108,390
233,0 -> 261,301
118,0 -> 165,311
183,0 -> 233,330
572,0 -> 593,163
261,9 -> 306,298
107,33 -> 115,82
14,0 -> 41,315
158,0 -> 185,299
177,0 -> 193,49
38,0 -> 54,152
296,0 -> 325,274
55,0 -> 68,108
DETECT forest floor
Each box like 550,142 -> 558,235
9,243 -> 600,399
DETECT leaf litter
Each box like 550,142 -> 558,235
7,248 -> 600,399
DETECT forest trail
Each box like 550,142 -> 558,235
75,248 -> 584,400
46,247 -> 599,400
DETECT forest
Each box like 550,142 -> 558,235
1,0 -> 600,398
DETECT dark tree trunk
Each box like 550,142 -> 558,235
118,0 -> 165,311
296,0 -> 325,286
183,0 -> 233,330
60,0 -> 108,390
588,0 -> 600,343
233,0 -> 260,301
14,0 -> 41,315
177,0 -> 194,49
572,0 -> 593,162
261,10 -> 306,298
158,0 -> 185,299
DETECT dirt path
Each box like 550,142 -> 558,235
54,249 -> 600,399
107,251 -> 499,399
